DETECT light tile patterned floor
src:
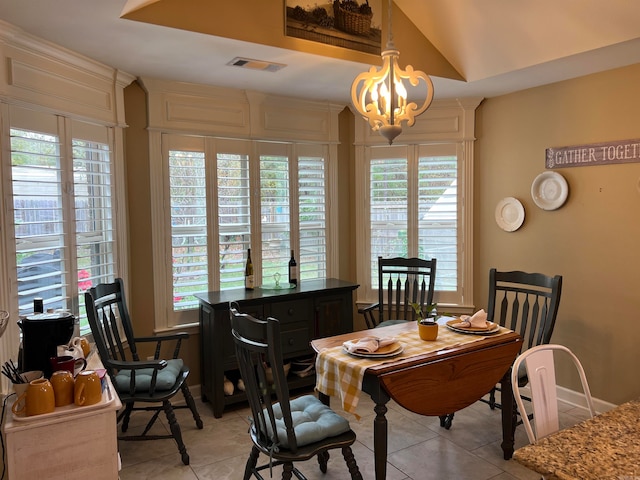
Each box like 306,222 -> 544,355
118,390 -> 591,480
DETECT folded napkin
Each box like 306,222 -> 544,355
343,336 -> 397,354
452,309 -> 489,329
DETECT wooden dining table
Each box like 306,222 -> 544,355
311,320 -> 523,480
513,398 -> 640,480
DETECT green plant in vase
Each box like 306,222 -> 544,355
410,302 -> 438,325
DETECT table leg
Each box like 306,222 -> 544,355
364,376 -> 391,480
373,401 -> 389,480
500,367 -> 516,460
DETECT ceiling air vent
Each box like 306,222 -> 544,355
228,57 -> 286,73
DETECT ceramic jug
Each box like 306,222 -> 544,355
71,336 -> 91,357
56,344 -> 85,360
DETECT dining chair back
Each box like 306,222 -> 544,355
485,268 -> 563,402
512,344 -> 595,444
488,269 -> 563,350
230,305 -> 363,479
359,256 -> 437,329
441,268 -> 563,430
85,278 -> 203,465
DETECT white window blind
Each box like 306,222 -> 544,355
298,154 -> 327,280
169,149 -> 208,310
217,151 -> 251,290
72,131 -> 116,322
164,136 -> 332,320
11,128 -> 67,315
8,108 -> 118,329
368,144 -> 459,297
259,150 -> 290,284
418,151 -> 458,292
370,150 -> 408,289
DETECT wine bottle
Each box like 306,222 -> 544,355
288,249 -> 297,286
244,248 -> 254,290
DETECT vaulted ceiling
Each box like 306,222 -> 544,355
1,0 -> 640,103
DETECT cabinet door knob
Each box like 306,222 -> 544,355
288,308 -> 294,316
288,337 -> 294,345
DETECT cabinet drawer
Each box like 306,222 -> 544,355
281,323 -> 311,356
268,299 -> 314,324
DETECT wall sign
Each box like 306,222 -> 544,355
546,138 -> 640,168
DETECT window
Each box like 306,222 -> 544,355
259,148 -> 291,283
7,107 -> 118,330
169,149 -> 207,310
298,153 -> 327,280
165,136 -> 331,321
359,142 -> 466,306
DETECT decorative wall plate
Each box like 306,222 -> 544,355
531,171 -> 568,210
495,197 -> 525,232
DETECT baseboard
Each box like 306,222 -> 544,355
555,385 -> 617,413
519,385 -> 617,414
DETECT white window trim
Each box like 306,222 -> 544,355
353,98 -> 482,312
144,81 -> 342,331
0,24 -> 133,394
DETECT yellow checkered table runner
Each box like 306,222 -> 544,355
315,324 -> 510,414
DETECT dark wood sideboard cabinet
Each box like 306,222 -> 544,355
196,278 -> 359,417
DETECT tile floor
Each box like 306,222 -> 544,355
118,389 -> 592,480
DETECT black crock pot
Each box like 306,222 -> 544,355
18,312 -> 75,377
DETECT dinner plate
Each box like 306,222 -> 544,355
343,342 -> 404,359
446,319 -> 500,335
495,197 -> 525,232
531,171 -> 568,210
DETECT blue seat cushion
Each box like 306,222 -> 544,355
267,394 -> 351,448
115,358 -> 183,392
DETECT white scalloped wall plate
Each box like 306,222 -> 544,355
495,197 -> 525,232
531,171 -> 568,210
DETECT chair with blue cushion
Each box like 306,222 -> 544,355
359,256 -> 437,329
85,278 -> 203,465
230,305 -> 363,480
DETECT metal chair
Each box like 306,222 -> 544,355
512,344 -> 595,445
85,278 -> 203,465
230,305 -> 363,480
359,256 -> 437,329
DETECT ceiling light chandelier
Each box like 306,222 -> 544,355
350,0 -> 434,144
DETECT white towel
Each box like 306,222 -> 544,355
343,336 -> 397,354
453,309 -> 489,329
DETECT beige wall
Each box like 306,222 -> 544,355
474,63 -> 640,405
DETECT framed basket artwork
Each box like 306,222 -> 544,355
285,1 -> 382,55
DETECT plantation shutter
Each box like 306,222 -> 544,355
8,107 -> 118,328
71,120 -> 117,322
169,144 -> 208,310
368,144 -> 459,294
216,139 -> 251,290
418,145 -> 458,292
259,143 -> 291,284
369,146 -> 408,289
10,116 -> 67,315
297,146 -> 327,280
